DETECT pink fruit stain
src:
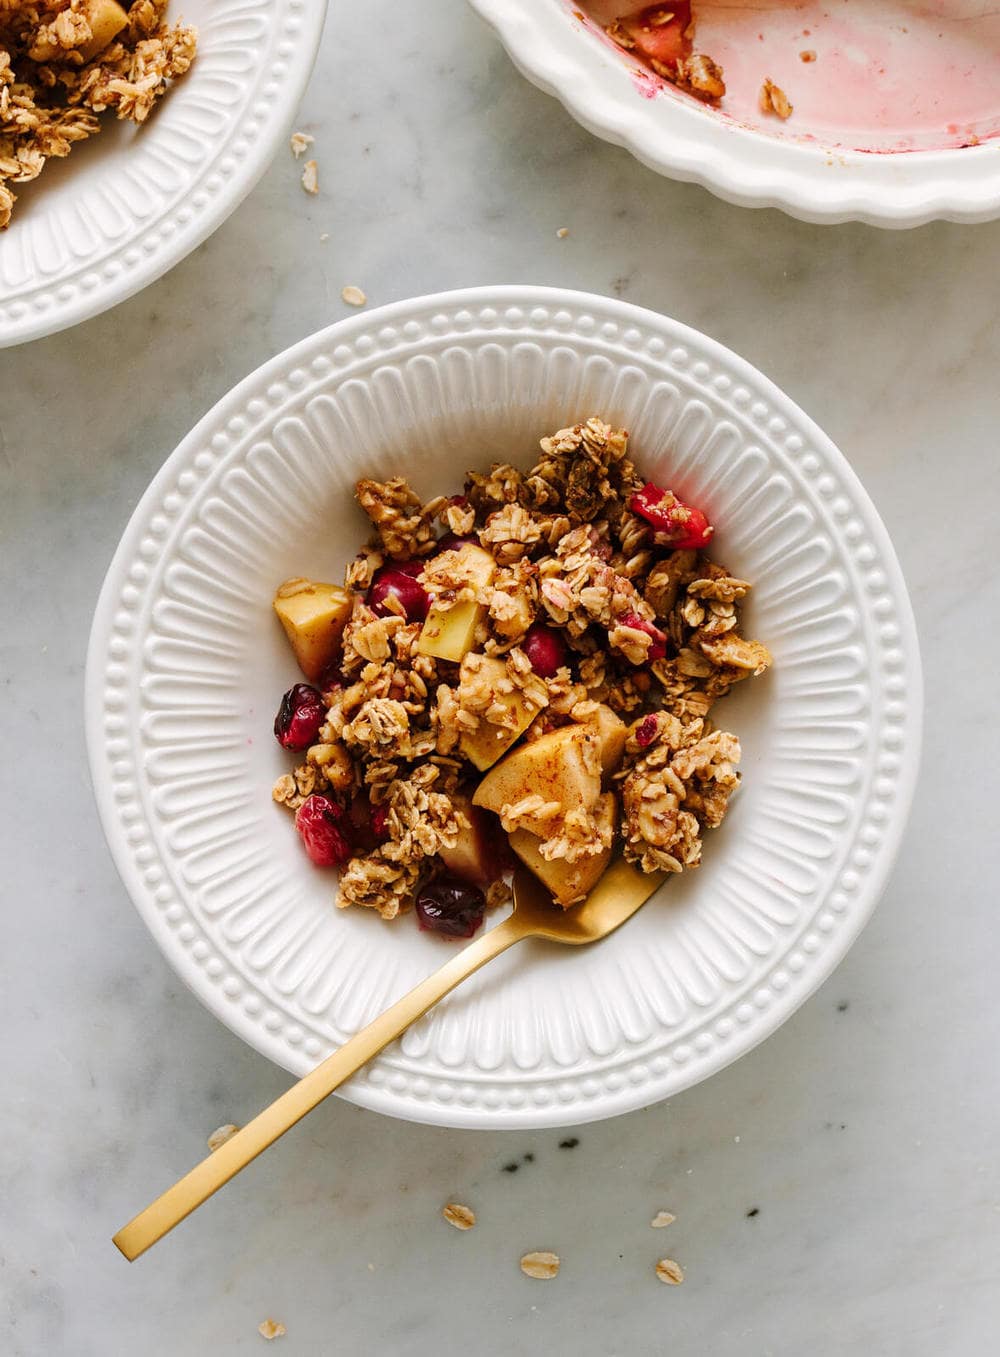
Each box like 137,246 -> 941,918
576,0 -> 1000,153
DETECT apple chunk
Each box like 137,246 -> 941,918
582,703 -> 627,774
79,0 -> 129,60
473,725 -> 601,837
417,543 -> 496,662
437,795 -> 508,886
273,578 -> 352,681
458,654 -> 547,772
510,792 -> 617,908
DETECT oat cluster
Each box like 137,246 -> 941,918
273,417 -> 770,920
0,0 -> 196,228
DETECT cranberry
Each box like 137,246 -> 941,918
522,623 -> 569,678
367,566 -> 430,622
437,532 -> 476,553
629,481 -> 714,550
620,611 -> 668,662
274,683 -> 326,751
416,877 -> 486,939
389,558 -> 426,578
294,795 -> 352,868
635,713 -> 660,748
371,804 -> 390,843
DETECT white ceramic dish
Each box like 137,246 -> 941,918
0,0 -> 326,348
86,285 -> 921,1128
468,0 -> 1000,228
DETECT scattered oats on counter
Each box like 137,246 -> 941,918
320,232 -> 330,242
207,1123 -> 239,1152
650,1210 -> 676,1228
341,285 -> 367,307
759,77 -> 793,119
442,1202 -> 477,1230
301,158 -> 319,194
556,226 -> 569,239
258,1318 -> 286,1340
520,1250 -> 561,1279
289,130 -> 314,158
655,1257 -> 685,1285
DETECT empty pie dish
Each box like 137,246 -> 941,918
468,0 -> 1000,227
86,285 -> 922,1128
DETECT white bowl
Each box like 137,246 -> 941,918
468,0 -> 1000,228
86,286 -> 921,1128
0,0 -> 326,347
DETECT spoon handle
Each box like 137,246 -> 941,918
113,914 -> 527,1261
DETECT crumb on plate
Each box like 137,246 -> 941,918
759,77 -> 793,119
258,1318 -> 286,1340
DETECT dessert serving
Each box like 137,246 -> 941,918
271,417 -> 771,938
0,0 -> 196,228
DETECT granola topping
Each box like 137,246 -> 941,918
0,0 -> 196,229
271,416 -> 770,926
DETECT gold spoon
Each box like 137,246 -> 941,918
113,858 -> 665,1261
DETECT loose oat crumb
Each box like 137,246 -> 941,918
207,1123 -> 239,1152
799,49 -> 816,62
656,1258 -> 685,1285
556,226 -> 569,239
342,285 -> 367,307
320,232 -> 330,242
442,1202 -> 476,1230
290,131 -> 314,159
521,1250 -> 560,1279
301,159 -> 319,194
759,78 -> 793,119
650,1210 -> 676,1229
258,1319 -> 286,1340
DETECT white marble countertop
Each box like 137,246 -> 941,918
4,3 -> 1000,1353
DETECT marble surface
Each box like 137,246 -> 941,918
3,3 -> 1000,1353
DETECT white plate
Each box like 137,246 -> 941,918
86,286 -> 921,1128
468,0 -> 1000,228
0,0 -> 326,348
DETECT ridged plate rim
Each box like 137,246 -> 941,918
85,285 -> 922,1128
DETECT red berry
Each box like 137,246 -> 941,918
437,532 -> 476,553
274,683 -> 327,751
635,713 -> 660,748
371,805 -> 390,843
367,566 -> 430,622
389,558 -> 426,578
619,3 -> 691,73
294,795 -> 352,868
629,481 -> 714,550
416,877 -> 486,939
620,611 -> 668,662
522,623 -> 569,678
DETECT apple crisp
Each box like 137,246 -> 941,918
0,0 -> 196,229
270,417 -> 771,935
